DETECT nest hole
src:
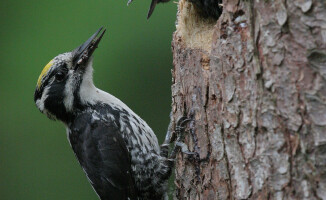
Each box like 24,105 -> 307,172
176,0 -> 223,52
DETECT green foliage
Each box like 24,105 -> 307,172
0,1 -> 176,199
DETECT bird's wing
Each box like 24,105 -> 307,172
93,122 -> 137,200
71,113 -> 137,200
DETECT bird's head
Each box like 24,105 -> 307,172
34,27 -> 106,122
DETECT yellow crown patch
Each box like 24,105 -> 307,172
37,60 -> 53,89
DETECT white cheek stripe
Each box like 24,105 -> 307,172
36,86 -> 49,112
63,70 -> 75,111
36,86 -> 57,120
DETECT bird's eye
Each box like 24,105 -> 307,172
55,71 -> 66,81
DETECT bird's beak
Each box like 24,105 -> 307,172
147,0 -> 158,19
72,27 -> 106,69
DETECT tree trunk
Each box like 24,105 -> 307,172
171,0 -> 326,199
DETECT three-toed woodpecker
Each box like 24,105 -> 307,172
128,0 -> 223,19
34,27 -> 190,200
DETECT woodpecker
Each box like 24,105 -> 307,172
34,27 -> 190,200
127,0 -> 223,19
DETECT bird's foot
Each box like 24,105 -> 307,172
168,116 -> 193,159
175,116 -> 191,140
175,141 -> 196,155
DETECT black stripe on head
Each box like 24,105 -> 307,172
34,62 -> 67,102
39,62 -> 75,122
43,74 -> 74,122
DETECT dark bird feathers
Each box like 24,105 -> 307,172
69,112 -> 137,199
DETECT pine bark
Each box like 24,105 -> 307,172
171,0 -> 326,199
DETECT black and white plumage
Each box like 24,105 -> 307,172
34,28 -> 189,200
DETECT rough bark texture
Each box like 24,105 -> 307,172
171,0 -> 326,199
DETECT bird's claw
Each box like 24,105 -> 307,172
175,116 -> 192,139
167,115 -> 194,159
175,142 -> 195,155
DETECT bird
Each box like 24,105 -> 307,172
127,0 -> 223,19
34,27 -> 191,200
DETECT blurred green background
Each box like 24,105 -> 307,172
0,1 -> 177,199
